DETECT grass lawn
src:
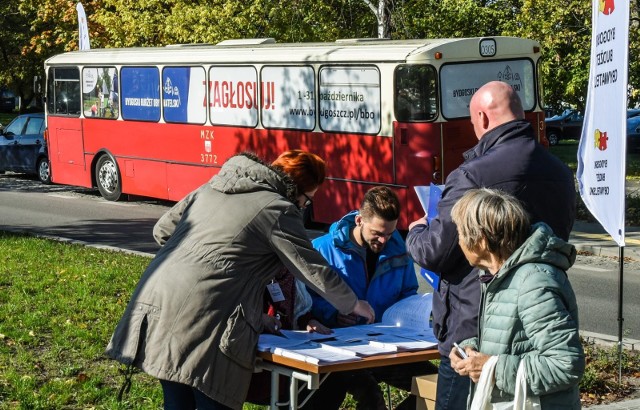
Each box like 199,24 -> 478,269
549,140 -> 640,225
549,139 -> 640,179
0,113 -> 16,127
0,232 -> 161,409
0,231 -> 406,409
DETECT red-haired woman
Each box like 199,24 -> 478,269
105,150 -> 375,410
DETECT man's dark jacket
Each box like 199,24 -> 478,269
406,119 -> 576,356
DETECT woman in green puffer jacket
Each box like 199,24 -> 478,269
449,188 -> 585,409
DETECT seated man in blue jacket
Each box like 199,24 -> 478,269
306,186 -> 436,410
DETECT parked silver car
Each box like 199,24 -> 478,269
0,113 -> 51,183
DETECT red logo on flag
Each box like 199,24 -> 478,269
594,129 -> 609,151
599,0 -> 614,15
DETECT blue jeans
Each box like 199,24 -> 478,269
160,380 -> 232,410
435,355 -> 470,410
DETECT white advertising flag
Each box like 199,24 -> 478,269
576,0 -> 629,246
76,2 -> 90,50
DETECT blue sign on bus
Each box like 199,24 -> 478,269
121,67 -> 161,121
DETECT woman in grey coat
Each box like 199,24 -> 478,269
449,188 -> 584,409
105,150 -> 375,410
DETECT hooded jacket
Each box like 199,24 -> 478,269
406,120 -> 576,356
105,153 -> 357,409
310,211 -> 418,326
461,223 -> 585,409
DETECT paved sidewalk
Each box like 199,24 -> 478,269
570,220 -> 640,261
570,219 -> 640,409
586,398 -> 640,409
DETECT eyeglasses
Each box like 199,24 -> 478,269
302,193 -> 313,208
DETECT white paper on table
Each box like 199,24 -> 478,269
393,327 -> 439,344
322,338 -> 398,356
368,334 -> 438,351
257,334 -> 308,352
329,324 -> 399,341
381,293 -> 433,332
278,329 -> 336,342
273,341 -> 362,364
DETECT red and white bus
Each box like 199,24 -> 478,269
44,37 -> 545,229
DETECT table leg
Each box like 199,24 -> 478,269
270,369 -> 280,409
289,376 -> 299,409
257,360 -> 323,409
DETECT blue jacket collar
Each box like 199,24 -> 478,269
328,210 -> 407,261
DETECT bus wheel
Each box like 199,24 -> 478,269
37,157 -> 52,184
95,155 -> 122,201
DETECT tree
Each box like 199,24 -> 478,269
4,0 -> 109,110
389,0 -> 508,39
508,0 -> 592,111
91,0 -> 376,46
629,0 -> 640,106
0,1 -> 45,110
0,0 -> 636,113
361,0 -> 391,38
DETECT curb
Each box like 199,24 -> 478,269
580,331 -> 640,350
570,237 -> 640,261
0,226 -> 155,259
585,398 -> 640,409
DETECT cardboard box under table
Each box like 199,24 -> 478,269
411,374 -> 438,410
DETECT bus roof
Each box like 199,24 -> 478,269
45,37 -> 540,66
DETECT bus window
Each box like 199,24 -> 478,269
209,66 -> 258,127
261,66 -> 315,131
394,65 -> 437,122
440,59 -> 536,119
47,67 -> 81,116
121,67 -> 160,122
82,67 -> 118,119
162,67 -> 206,124
318,66 -> 381,135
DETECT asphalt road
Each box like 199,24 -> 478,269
0,173 -> 169,254
1,172 -> 639,340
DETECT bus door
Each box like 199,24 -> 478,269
46,67 -> 87,186
439,120 -> 477,178
393,64 -> 443,223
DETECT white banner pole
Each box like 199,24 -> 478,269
76,2 -> 90,51
577,0 -> 630,382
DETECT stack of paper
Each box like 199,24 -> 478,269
259,293 -> 438,363
273,342 -> 360,364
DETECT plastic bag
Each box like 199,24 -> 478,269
471,356 -> 541,410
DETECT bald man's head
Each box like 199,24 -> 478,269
469,81 -> 525,139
